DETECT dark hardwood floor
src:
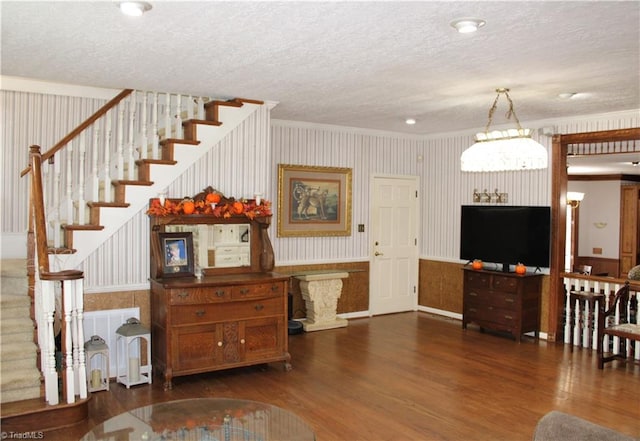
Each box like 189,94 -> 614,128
43,312 -> 639,440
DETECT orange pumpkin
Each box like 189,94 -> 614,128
205,192 -> 221,204
182,198 -> 195,214
471,260 -> 483,270
515,263 -> 526,275
232,201 -> 244,214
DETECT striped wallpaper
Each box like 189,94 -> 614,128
1,86 -> 638,292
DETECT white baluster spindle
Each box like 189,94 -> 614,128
63,280 -> 75,403
175,93 -> 182,139
103,115 -> 112,202
77,133 -> 86,224
52,153 -> 61,247
42,280 -> 59,404
65,141 -> 74,225
116,106 -> 124,180
74,278 -> 87,399
151,92 -> 159,158
127,91 -> 136,179
90,128 -> 100,203
140,91 -> 148,160
164,93 -> 171,140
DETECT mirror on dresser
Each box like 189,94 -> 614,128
165,223 -> 251,270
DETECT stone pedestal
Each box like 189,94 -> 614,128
296,272 -> 349,332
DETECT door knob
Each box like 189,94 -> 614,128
374,251 -> 384,256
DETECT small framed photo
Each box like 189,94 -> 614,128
158,232 -> 194,277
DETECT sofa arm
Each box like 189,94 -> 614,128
533,411 -> 638,441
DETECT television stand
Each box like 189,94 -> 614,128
462,268 -> 543,342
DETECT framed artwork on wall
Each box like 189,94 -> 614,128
277,164 -> 352,237
158,232 -> 195,277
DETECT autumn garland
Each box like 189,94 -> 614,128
146,197 -> 272,219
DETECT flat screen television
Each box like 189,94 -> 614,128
460,205 -> 551,272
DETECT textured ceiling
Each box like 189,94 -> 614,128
2,1 -> 639,140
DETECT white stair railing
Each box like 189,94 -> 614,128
37,90 -> 210,248
562,275 -> 639,358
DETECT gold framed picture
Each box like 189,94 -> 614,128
277,164 -> 352,237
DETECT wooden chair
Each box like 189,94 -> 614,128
597,282 -> 640,369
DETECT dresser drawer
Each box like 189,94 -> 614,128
171,297 -> 283,325
466,290 -> 518,311
465,305 -> 517,327
168,287 -> 230,305
464,272 -> 490,289
232,282 -> 285,300
492,276 -> 519,293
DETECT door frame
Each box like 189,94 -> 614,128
549,128 -> 640,341
368,173 -> 420,315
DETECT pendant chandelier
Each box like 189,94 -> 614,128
461,88 -> 548,172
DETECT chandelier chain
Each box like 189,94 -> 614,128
484,89 -> 523,133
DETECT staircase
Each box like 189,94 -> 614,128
0,259 -> 41,404
1,88 -> 265,431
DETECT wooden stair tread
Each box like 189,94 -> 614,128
205,99 -> 243,109
62,224 -> 104,231
135,159 -> 177,166
87,202 -> 130,208
112,180 -> 153,186
47,247 -> 76,254
184,119 -> 222,127
232,97 -> 264,105
159,138 -> 200,146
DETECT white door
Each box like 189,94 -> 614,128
370,175 -> 419,315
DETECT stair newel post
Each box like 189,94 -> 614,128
103,114 -> 112,203
65,141 -> 74,226
126,91 -> 136,179
151,92 -> 159,159
116,106 -> 125,181
140,91 -> 149,160
26,137 -> 59,401
77,133 -> 86,225
91,128 -> 100,204
164,93 -> 171,140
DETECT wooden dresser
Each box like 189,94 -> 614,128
149,204 -> 290,389
462,268 -> 543,342
150,273 -> 290,389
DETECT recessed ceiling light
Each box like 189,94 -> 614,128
450,18 -> 486,34
405,118 -> 416,125
119,1 -> 152,17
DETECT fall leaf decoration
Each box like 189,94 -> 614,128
147,188 -> 271,218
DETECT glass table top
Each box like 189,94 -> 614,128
80,398 -> 315,441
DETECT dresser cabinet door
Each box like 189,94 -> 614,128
172,324 -> 222,371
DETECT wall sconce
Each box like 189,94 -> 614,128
593,222 -> 608,229
473,188 -> 508,204
567,191 -> 585,208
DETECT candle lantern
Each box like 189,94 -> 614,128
115,318 -> 152,388
84,335 -> 109,392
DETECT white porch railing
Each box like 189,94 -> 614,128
562,274 -> 639,361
